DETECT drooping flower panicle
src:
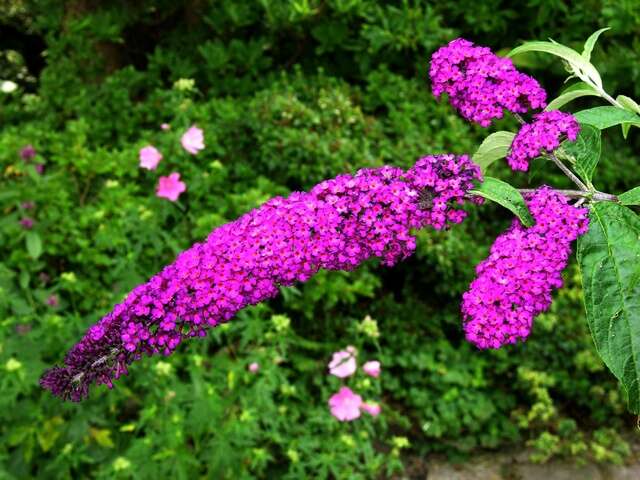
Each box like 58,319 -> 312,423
41,155 -> 481,401
462,187 -> 589,349
430,38 -> 547,127
507,111 -> 581,171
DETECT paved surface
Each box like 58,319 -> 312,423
425,453 -> 640,480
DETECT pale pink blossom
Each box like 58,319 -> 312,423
361,402 -> 381,417
181,125 -> 204,155
160,123 -> 170,131
328,387 -> 362,421
156,172 -> 186,202
328,349 -> 357,378
363,360 -> 380,378
139,145 -> 163,170
248,362 -> 259,373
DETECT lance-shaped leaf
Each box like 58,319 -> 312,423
574,106 -> 640,130
508,41 -> 603,89
577,202 -> 640,413
545,82 -> 600,111
470,177 -> 534,227
582,27 -> 610,62
472,131 -> 515,172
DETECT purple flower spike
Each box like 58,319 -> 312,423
462,187 -> 589,349
41,155 -> 482,401
430,38 -> 547,127
507,111 -> 581,171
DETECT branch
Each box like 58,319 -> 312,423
518,188 -> 618,202
546,151 -> 589,191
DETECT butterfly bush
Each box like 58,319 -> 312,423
507,111 -> 581,171
462,187 -> 589,349
430,38 -> 547,127
41,154 -> 482,401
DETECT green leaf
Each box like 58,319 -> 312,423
25,232 -> 42,259
562,124 -> 601,184
574,106 -> 640,130
582,27 -> 610,62
471,131 -> 515,172
577,202 -> 640,413
19,270 -> 30,289
618,186 -> 640,206
617,95 -> 640,114
470,177 -> 534,227
545,82 -> 599,111
616,96 -> 640,138
508,41 -> 602,89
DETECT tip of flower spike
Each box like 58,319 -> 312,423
429,38 -> 547,127
461,186 -> 589,349
40,366 -> 88,402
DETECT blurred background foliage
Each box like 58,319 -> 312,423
1,0 -> 639,478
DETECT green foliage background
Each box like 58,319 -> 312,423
1,0 -> 639,478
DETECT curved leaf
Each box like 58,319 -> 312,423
508,41 -> 602,89
582,27 -> 610,62
618,186 -> 640,206
574,106 -> 640,130
545,83 -> 599,111
470,177 -> 534,227
472,131 -> 515,173
577,202 -> 640,413
616,95 -> 640,115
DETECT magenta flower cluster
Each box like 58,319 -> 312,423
429,38 -> 547,127
461,187 -> 589,349
41,154 -> 482,401
507,111 -> 581,171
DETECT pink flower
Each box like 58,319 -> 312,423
181,125 -> 204,155
328,348 -> 357,378
248,362 -> 259,373
46,295 -> 59,307
35,164 -> 44,175
20,144 -> 36,161
156,173 -> 186,202
160,123 -> 170,131
361,402 -> 381,417
139,145 -> 163,170
362,360 -> 380,378
20,218 -> 34,229
329,387 -> 362,421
